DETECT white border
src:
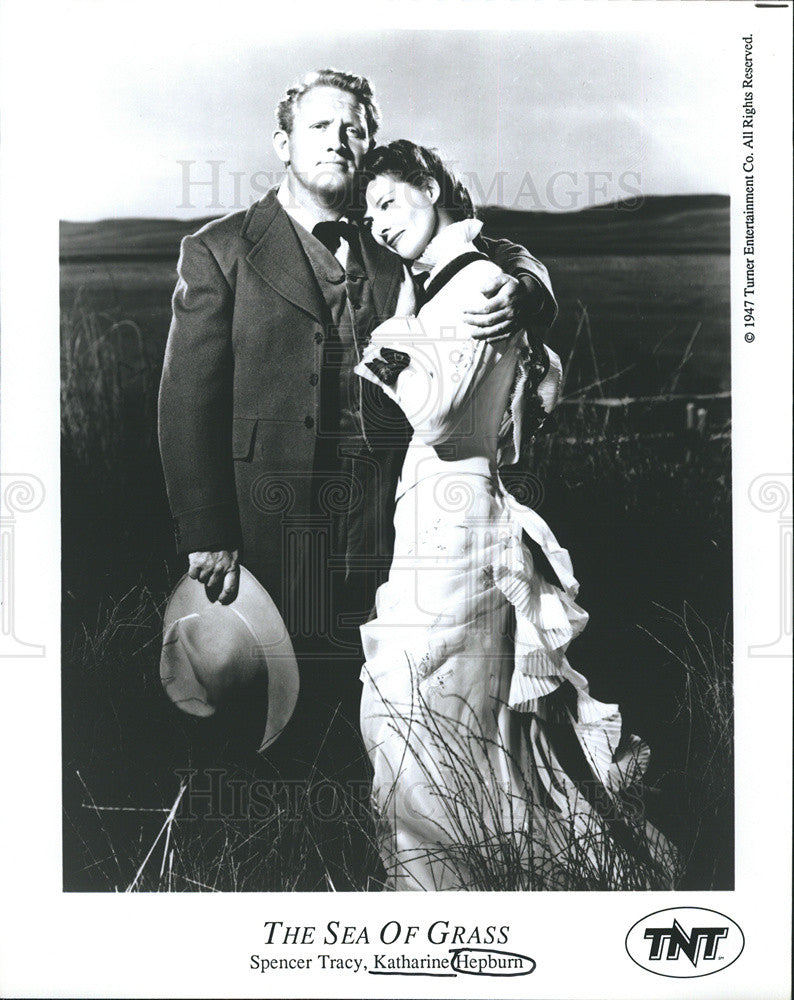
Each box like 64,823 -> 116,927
0,2 -> 791,998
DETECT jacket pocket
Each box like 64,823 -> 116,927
232,417 -> 258,461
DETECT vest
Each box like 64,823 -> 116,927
288,220 -> 391,614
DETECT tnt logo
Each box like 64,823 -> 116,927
644,920 -> 728,965
626,907 -> 744,979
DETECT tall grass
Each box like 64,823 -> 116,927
64,584 -> 727,891
61,297 -> 733,891
641,605 -> 734,888
61,291 -> 174,611
73,773 -> 385,893
63,582 -> 385,892
363,665 -> 681,892
70,779 -> 385,893
61,291 -> 158,480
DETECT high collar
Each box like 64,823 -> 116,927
411,218 -> 484,278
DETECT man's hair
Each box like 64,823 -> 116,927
275,69 -> 381,137
361,140 -> 475,222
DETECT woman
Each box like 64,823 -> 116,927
356,141 -> 676,891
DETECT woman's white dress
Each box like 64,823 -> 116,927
355,220 -> 676,891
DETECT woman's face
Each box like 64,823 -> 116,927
364,173 -> 439,261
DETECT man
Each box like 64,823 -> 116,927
158,69 -> 556,763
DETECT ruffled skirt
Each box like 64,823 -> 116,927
359,469 -> 677,890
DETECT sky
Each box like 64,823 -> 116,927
49,5 -> 733,220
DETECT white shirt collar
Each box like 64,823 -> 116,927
412,218 -> 484,278
276,179 -> 348,233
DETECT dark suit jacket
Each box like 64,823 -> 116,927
158,190 -> 556,610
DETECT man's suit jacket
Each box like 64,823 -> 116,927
158,189 -> 557,612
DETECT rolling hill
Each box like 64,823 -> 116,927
60,194 -> 729,261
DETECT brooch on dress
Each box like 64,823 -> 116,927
365,346 -> 411,387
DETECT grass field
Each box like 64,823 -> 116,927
59,252 -> 729,398
60,200 -> 733,892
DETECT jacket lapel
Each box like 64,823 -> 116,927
243,192 -> 325,323
242,192 -> 403,325
358,230 -> 403,325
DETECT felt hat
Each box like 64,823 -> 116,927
160,566 -> 299,752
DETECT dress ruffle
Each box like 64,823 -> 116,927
492,480 -> 651,799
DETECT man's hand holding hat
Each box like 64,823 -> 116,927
188,549 -> 240,604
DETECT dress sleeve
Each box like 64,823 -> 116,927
480,235 -> 558,328
477,237 -> 560,465
356,259 -> 517,444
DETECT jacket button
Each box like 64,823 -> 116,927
314,330 -> 323,343
309,373 -> 319,386
304,416 -> 315,429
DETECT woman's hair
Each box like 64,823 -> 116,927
361,140 -> 475,222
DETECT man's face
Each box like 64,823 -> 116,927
274,86 -> 370,208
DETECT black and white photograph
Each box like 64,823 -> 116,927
0,1 -> 791,997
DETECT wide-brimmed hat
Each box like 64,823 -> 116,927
160,566 -> 299,752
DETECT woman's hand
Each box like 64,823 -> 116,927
462,272 -> 527,340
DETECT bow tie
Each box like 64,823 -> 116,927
312,220 -> 357,254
